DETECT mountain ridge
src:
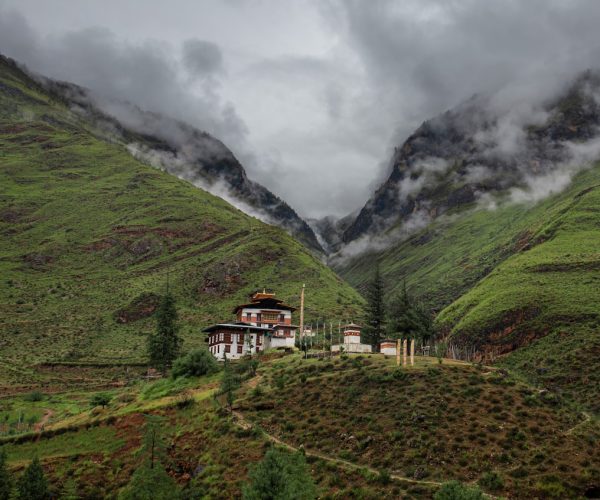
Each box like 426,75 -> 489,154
7,55 -> 325,253
340,71 -> 600,247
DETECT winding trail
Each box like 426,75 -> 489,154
565,411 -> 592,435
231,410 -> 442,487
34,409 -> 54,432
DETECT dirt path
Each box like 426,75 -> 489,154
565,411 -> 592,435
231,410 -> 442,487
34,409 -> 54,432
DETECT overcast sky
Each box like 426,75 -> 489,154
2,0 -> 600,218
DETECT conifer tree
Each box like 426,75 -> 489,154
362,265 -> 386,348
140,415 -> 168,469
118,463 -> 178,500
242,448 -> 316,500
118,415 -> 178,500
387,282 -> 434,344
16,457 -> 49,500
148,292 -> 182,375
0,448 -> 12,500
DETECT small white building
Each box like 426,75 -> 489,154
379,339 -> 397,356
331,323 -> 372,354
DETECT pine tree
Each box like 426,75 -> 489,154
362,265 -> 386,348
118,415 -> 178,500
16,457 -> 49,500
118,461 -> 178,500
0,448 -> 12,500
242,448 -> 316,500
148,292 -> 182,375
140,415 -> 168,469
387,282 -> 434,344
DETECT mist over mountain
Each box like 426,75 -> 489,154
334,70 -> 600,255
32,69 -> 324,252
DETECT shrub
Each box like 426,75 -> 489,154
171,349 -> 219,379
434,481 -> 484,500
23,391 -> 44,402
242,449 -> 316,499
89,393 -> 112,408
378,469 -> 391,485
478,471 -> 504,491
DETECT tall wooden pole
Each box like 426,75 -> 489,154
410,338 -> 415,366
403,339 -> 408,367
299,284 -> 305,340
396,338 -> 401,367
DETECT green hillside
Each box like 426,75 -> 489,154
0,57 -> 364,386
336,165 -> 600,411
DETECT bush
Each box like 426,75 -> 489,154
242,448 -> 316,499
434,481 -> 484,500
23,391 -> 44,402
171,349 -> 219,379
478,471 -> 504,491
89,393 -> 112,408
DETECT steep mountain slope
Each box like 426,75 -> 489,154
0,55 -> 363,385
334,75 -> 600,411
39,69 -> 323,253
337,160 -> 600,411
342,71 -> 600,246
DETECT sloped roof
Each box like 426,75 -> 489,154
233,296 -> 296,314
203,322 -> 273,333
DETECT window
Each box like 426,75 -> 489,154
279,314 -> 285,322
246,312 -> 251,321
257,334 -> 262,345
262,312 -> 278,322
219,332 -> 224,342
225,345 -> 230,353
237,345 -> 243,354
224,333 -> 232,344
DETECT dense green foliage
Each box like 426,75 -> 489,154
386,283 -> 434,342
89,393 -> 112,408
0,56 -> 364,386
434,481 -> 484,500
0,448 -> 11,500
242,448 -> 316,500
16,457 -> 49,500
171,349 -> 219,379
148,293 -> 182,374
362,266 -> 386,348
118,462 -> 179,500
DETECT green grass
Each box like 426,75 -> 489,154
337,164 -> 600,411
0,57 -> 364,385
3,425 -> 123,465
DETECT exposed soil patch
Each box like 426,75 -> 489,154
114,292 -> 161,324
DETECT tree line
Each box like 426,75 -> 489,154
362,266 -> 436,349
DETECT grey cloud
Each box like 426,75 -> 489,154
0,8 -> 247,154
3,0 -> 600,223
182,38 -> 224,79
